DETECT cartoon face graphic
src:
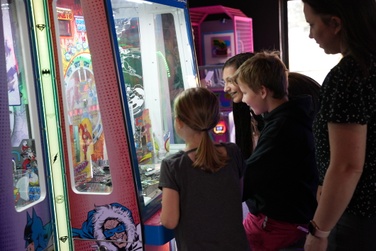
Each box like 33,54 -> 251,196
72,203 -> 143,251
24,209 -> 52,251
103,219 -> 128,248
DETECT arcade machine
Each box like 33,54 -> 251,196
46,0 -> 197,250
211,87 -> 233,143
190,5 -> 254,143
1,0 -> 71,250
189,5 -> 253,66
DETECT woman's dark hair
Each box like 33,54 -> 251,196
222,52 -> 255,71
288,72 -> 321,116
222,52 -> 260,159
302,0 -> 376,71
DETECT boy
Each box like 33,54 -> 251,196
233,51 -> 318,251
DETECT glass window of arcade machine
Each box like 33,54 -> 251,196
54,0 -> 113,194
109,0 -> 197,206
2,0 -> 47,211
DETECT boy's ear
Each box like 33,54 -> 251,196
260,85 -> 268,99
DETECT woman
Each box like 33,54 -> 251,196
302,0 -> 376,250
222,52 -> 263,159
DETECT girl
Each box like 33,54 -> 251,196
159,87 -> 249,251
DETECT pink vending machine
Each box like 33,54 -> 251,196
190,5 -> 254,66
191,5 -> 254,144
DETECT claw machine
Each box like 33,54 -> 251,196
110,0 -> 199,247
47,0 -> 198,250
1,0 -> 71,250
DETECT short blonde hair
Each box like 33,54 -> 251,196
233,51 -> 288,99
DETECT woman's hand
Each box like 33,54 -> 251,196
304,234 -> 328,251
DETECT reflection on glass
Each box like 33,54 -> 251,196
2,0 -> 46,211
56,0 -> 112,194
115,14 -> 163,205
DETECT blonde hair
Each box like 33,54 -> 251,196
233,51 -> 288,99
174,87 -> 228,172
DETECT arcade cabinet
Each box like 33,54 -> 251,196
49,0 -> 198,250
190,5 -> 254,66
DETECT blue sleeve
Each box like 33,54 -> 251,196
71,210 -> 95,239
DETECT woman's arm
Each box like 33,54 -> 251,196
314,122 -> 366,230
305,122 -> 366,250
316,185 -> 322,202
160,187 -> 180,229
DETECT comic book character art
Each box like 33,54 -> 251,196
24,209 -> 53,251
14,140 -> 41,203
79,121 -> 92,161
22,140 -> 30,152
22,147 -> 38,175
72,203 -> 143,251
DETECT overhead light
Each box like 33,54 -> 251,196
127,0 -> 153,4
126,0 -> 152,4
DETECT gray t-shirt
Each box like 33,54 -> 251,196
159,142 -> 250,251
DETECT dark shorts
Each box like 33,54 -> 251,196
328,212 -> 376,251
